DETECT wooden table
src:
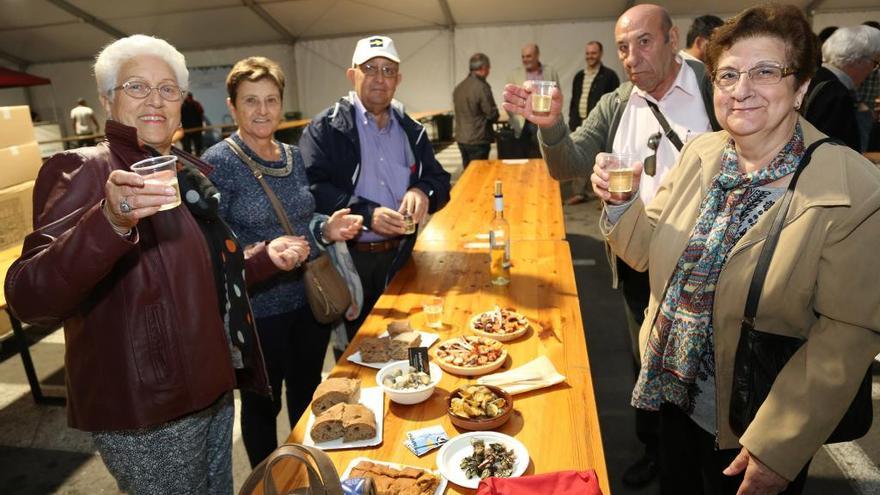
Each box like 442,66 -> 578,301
418,159 -> 565,244
271,239 -> 608,494
0,243 -> 65,405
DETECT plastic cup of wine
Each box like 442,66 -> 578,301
529,80 -> 555,116
422,296 -> 444,329
130,155 -> 181,211
606,152 -> 635,202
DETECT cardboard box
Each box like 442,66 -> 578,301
0,106 -> 36,149
0,142 -> 42,190
0,181 -> 34,250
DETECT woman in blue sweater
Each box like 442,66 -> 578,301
202,57 -> 362,467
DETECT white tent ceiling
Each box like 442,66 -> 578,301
1,0 -> 878,67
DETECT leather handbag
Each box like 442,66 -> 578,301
238,442 -> 350,495
728,137 -> 872,443
225,138 -> 352,324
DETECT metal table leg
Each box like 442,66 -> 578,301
6,308 -> 66,406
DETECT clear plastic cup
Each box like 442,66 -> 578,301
530,80 -> 556,115
422,296 -> 444,329
130,155 -> 181,211
606,152 -> 635,202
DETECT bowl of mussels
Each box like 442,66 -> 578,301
446,384 -> 513,430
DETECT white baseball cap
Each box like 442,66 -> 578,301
352,35 -> 400,66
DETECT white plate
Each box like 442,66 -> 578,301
303,387 -> 383,450
340,457 -> 448,495
347,331 -> 440,369
436,431 -> 529,489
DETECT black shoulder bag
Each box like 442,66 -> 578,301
728,137 -> 873,443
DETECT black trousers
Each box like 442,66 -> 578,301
182,132 -> 203,156
457,143 -> 490,168
239,305 -> 330,467
659,404 -> 810,495
344,248 -> 398,340
515,122 -> 543,159
617,260 -> 660,458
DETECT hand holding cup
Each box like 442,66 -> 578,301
591,152 -> 643,205
502,81 -> 564,128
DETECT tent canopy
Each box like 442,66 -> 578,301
0,66 -> 51,88
0,0 -> 878,67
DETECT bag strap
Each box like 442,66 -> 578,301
225,137 -> 295,236
644,99 -> 685,151
238,443 -> 343,495
742,137 -> 838,326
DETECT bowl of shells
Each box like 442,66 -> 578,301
376,360 -> 443,405
447,384 -> 514,431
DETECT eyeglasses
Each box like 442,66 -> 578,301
712,64 -> 796,88
359,63 -> 399,78
112,80 -> 184,101
643,132 -> 661,177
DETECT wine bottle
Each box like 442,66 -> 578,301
489,180 -> 510,286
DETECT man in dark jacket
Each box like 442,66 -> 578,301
567,41 -> 620,204
453,53 -> 499,168
300,35 -> 451,338
802,25 -> 880,151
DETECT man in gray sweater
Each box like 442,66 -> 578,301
503,3 -> 719,488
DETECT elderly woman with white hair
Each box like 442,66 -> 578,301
803,24 -> 880,151
3,35 -> 306,493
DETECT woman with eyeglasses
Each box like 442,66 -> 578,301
592,5 -> 880,494
201,57 -> 362,468
4,35 -> 306,494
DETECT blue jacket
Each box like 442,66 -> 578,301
300,95 -> 451,280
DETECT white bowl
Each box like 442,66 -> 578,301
376,361 -> 443,405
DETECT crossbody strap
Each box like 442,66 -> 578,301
644,99 -> 685,151
225,137 -> 295,236
742,137 -> 838,326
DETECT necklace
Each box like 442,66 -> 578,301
235,136 -> 292,177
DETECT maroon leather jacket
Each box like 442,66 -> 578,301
4,121 -> 273,431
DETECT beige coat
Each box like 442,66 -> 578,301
602,118 -> 880,480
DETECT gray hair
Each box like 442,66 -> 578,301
469,53 -> 490,71
93,34 -> 189,98
822,25 -> 880,67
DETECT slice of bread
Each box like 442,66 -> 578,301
310,377 -> 361,415
309,403 -> 344,443
358,336 -> 390,363
342,403 -> 377,442
389,332 -> 422,360
387,320 -> 413,336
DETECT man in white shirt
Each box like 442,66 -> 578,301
70,98 -> 100,147
502,3 -> 719,488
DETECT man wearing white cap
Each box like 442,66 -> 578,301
301,35 -> 451,338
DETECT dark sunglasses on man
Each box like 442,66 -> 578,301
644,132 -> 662,177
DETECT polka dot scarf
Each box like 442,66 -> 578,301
174,155 -> 256,369
631,124 -> 806,414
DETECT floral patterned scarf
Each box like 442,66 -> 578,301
631,124 -> 805,413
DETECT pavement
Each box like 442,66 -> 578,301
0,142 -> 877,494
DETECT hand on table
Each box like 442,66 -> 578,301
267,235 -> 310,271
324,208 -> 363,242
502,82 -> 564,128
103,170 -> 178,232
724,447 -> 789,495
590,152 -> 644,205
399,188 -> 429,225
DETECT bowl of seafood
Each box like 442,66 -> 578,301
447,384 -> 513,430
468,307 -> 530,342
431,336 -> 508,376
376,360 -> 443,405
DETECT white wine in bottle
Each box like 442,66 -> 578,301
489,180 -> 510,286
